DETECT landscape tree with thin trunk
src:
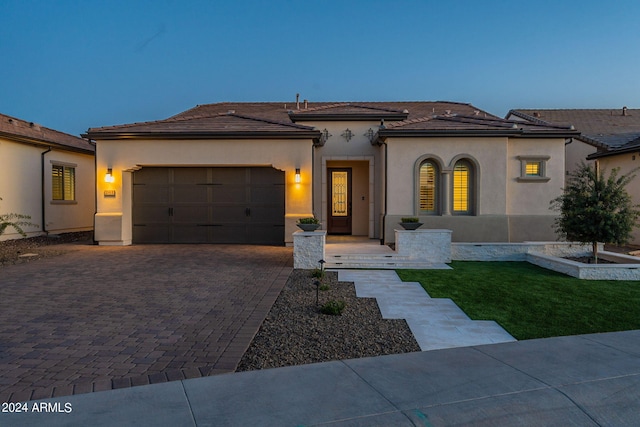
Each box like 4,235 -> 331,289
550,162 -> 640,263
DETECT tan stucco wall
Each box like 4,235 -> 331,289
506,137 -> 565,215
385,136 -> 508,216
566,139 -> 596,177
597,154 -> 640,245
0,139 -> 94,241
302,120 -> 383,238
45,151 -> 95,234
95,138 -> 313,245
382,136 -> 564,243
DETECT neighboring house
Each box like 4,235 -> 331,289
85,100 -> 577,246
506,109 -> 600,177
0,113 -> 95,241
507,107 -> 640,245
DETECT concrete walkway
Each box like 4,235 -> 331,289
3,330 -> 639,426
339,270 -> 516,350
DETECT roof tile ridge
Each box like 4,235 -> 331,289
507,110 -> 557,126
384,116 -> 433,128
226,112 -> 316,130
290,103 -> 350,113
346,103 -> 407,113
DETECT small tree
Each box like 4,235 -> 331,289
0,197 -> 36,237
550,162 -> 640,263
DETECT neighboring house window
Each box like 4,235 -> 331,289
52,164 -> 76,201
419,160 -> 439,214
517,155 -> 550,182
452,160 -> 473,214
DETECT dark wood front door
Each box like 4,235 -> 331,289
328,168 -> 352,234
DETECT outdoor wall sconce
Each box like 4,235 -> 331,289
295,168 -> 301,183
105,168 -> 115,183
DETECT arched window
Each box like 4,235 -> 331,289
419,160 -> 438,214
452,160 -> 473,214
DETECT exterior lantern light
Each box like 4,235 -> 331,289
105,168 -> 115,183
295,168 -> 301,183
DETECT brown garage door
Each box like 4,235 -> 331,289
132,167 -> 285,245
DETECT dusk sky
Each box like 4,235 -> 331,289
2,0 -> 639,136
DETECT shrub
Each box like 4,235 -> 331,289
401,217 -> 419,223
298,217 -> 320,224
320,300 -> 346,315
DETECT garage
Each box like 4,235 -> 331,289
132,167 -> 285,245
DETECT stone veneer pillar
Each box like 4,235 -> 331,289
395,229 -> 452,263
293,230 -> 326,269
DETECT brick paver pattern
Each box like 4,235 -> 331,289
0,243 -> 292,402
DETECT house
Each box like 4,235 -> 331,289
0,113 -> 95,241
507,107 -> 640,245
84,100 -> 577,246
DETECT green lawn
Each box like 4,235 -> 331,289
397,261 -> 640,340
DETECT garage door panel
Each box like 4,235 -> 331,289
250,167 -> 282,183
211,206 -> 248,223
133,225 -> 170,243
134,168 -> 170,185
133,185 -> 170,204
132,166 -> 284,245
171,225 -> 209,243
172,168 -> 208,184
173,185 -> 209,204
172,206 -> 210,223
248,225 -> 284,244
211,225 -> 248,243
250,185 -> 285,204
249,206 -> 285,224
212,168 -> 247,184
212,185 -> 246,203
133,205 -> 170,224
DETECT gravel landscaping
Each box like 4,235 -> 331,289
237,269 -> 421,372
0,231 -> 93,266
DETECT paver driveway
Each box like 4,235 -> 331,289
0,243 -> 292,402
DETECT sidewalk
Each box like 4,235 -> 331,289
2,330 -> 638,426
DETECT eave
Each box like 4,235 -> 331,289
83,130 -> 322,144
587,145 -> 640,160
0,131 -> 95,154
373,128 -> 579,144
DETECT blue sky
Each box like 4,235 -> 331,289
1,0 -> 639,136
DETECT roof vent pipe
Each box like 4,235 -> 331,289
623,106 -> 628,116
296,93 -> 300,110
304,99 -> 308,109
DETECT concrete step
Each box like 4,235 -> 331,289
325,260 -> 450,269
325,254 -> 451,269
326,253 -> 411,260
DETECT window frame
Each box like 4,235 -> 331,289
516,155 -> 550,182
51,161 -> 77,203
451,159 -> 474,215
418,159 -> 440,215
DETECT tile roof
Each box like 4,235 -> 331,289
0,113 -> 94,153
169,101 -> 492,122
85,101 -> 576,142
379,113 -> 576,136
508,108 -> 640,149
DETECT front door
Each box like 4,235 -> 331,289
328,168 -> 352,234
